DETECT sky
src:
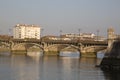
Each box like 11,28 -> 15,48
0,0 -> 120,37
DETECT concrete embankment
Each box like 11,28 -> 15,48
100,40 -> 120,71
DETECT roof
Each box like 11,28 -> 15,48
15,24 -> 39,27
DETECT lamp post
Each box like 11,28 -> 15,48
9,28 -> 12,36
40,28 -> 44,41
60,30 -> 62,41
78,28 -> 81,42
97,30 -> 99,41
41,28 -> 44,37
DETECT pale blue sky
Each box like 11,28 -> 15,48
0,0 -> 120,37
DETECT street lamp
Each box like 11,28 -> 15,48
40,28 -> 44,42
41,28 -> 44,38
78,28 -> 81,42
97,30 -> 99,41
60,30 -> 62,41
60,30 -> 62,36
78,28 -> 81,36
9,28 -> 12,36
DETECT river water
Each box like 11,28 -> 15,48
0,52 -> 120,80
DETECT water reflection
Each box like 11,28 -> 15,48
97,52 -> 105,59
0,52 -> 119,80
59,57 -> 80,80
27,51 -> 43,57
0,52 -> 11,56
59,51 -> 80,58
27,51 -> 43,61
10,55 -> 41,80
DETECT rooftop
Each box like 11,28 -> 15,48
15,24 -> 39,27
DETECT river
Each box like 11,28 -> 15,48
0,52 -> 120,80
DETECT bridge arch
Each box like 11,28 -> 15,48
0,42 -> 10,49
44,44 -> 69,52
11,43 -> 44,51
60,45 -> 81,54
44,44 -> 81,54
81,45 -> 107,53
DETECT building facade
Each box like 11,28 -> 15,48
13,24 -> 40,39
61,33 -> 96,40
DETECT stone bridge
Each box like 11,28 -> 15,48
0,39 -> 108,57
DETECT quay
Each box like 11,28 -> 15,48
100,40 -> 120,71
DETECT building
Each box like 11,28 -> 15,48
13,24 -> 40,39
60,33 -> 107,41
80,33 -> 95,38
61,33 -> 95,40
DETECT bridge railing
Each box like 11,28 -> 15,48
0,38 -> 108,46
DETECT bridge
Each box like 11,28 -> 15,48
0,38 -> 108,57
1,28 -> 119,57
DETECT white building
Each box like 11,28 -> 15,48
80,33 -> 95,38
13,24 -> 40,39
61,33 -> 95,38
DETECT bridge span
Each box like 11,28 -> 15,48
0,38 -> 108,57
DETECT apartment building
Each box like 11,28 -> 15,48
13,24 -> 40,39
